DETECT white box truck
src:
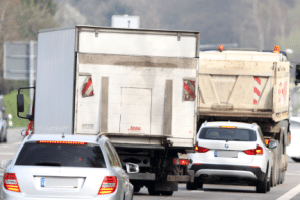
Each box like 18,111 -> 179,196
197,47 -> 291,187
17,26 -> 200,195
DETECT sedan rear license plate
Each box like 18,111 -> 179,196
41,177 -> 78,188
214,151 -> 238,158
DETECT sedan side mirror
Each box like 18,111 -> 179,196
268,140 -> 277,149
0,159 -> 12,169
126,163 -> 139,173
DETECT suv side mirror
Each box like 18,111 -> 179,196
126,163 -> 139,173
268,140 -> 277,149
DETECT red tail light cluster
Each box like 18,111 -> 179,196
98,176 -> 118,195
244,144 -> 263,155
194,142 -> 209,153
173,158 -> 190,165
3,173 -> 21,192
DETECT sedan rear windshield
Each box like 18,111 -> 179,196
15,142 -> 106,168
199,128 -> 257,141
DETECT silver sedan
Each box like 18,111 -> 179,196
0,133 -> 138,199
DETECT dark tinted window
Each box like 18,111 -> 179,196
199,128 -> 257,141
15,142 -> 106,168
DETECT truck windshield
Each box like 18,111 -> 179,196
15,142 -> 106,168
199,128 -> 257,141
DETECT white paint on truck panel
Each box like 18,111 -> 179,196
79,31 -> 197,58
120,88 -> 151,134
35,28 -> 76,135
75,63 -> 196,143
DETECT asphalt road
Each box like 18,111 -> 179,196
1,128 -> 300,200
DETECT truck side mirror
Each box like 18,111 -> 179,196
295,64 -> 300,85
268,140 -> 277,149
17,94 -> 24,113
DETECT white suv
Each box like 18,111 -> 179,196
187,121 -> 277,193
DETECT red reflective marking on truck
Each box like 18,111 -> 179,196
82,78 -> 92,96
184,82 -> 195,99
254,77 -> 261,85
253,87 -> 261,96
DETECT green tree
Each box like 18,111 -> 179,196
16,0 -> 58,40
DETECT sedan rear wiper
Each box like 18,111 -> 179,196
34,161 -> 61,166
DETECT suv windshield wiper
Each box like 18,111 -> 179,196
34,161 -> 61,166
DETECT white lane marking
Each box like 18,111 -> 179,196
277,184 -> 300,200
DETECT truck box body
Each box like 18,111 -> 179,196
34,26 -> 199,149
198,50 -> 290,122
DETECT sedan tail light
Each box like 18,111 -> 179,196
3,173 -> 21,192
244,144 -> 263,155
194,142 -> 209,153
98,176 -> 117,195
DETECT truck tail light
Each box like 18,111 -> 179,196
98,176 -> 117,195
244,144 -> 263,155
195,142 -> 209,153
173,158 -> 190,165
3,173 -> 21,192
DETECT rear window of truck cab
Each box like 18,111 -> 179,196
15,141 -> 106,168
199,127 -> 257,141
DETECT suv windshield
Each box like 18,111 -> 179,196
15,142 -> 106,168
199,128 -> 257,141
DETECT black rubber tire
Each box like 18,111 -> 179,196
160,191 -> 173,196
270,166 -> 277,187
292,157 -> 300,162
148,186 -> 160,196
186,181 -> 197,190
267,180 -> 271,192
256,175 -> 268,193
0,129 -> 3,143
197,182 -> 203,189
134,185 -> 141,193
3,131 -> 7,142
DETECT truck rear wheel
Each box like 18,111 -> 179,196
160,191 -> 173,196
148,185 -> 160,196
292,158 -> 300,162
186,181 -> 197,190
256,175 -> 268,193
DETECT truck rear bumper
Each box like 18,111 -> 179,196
128,170 -> 194,182
128,173 -> 156,180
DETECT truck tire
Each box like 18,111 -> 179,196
271,157 -> 277,187
148,185 -> 160,196
160,191 -> 173,196
3,130 -> 7,142
186,181 -> 197,190
256,174 -> 268,193
134,185 -> 141,193
292,158 -> 300,162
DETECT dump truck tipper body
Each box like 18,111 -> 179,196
197,49 -> 290,187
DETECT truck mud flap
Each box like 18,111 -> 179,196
128,173 -> 155,180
